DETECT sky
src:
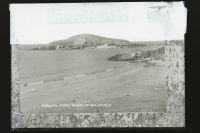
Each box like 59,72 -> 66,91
10,2 -> 187,45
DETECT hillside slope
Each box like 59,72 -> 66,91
49,34 -> 130,49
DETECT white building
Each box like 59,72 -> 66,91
131,52 -> 136,57
96,44 -> 116,49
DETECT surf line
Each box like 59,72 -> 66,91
75,74 -> 85,78
63,76 -> 73,80
26,81 -> 44,86
19,67 -> 118,87
106,68 -> 114,71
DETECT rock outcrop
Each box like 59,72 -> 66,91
108,47 -> 165,62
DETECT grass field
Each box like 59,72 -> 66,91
19,47 -> 166,113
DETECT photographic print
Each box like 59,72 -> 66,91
10,2 -> 186,128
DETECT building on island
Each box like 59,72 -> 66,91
96,43 -> 116,49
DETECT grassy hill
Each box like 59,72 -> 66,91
17,34 -> 170,50
49,33 -> 130,49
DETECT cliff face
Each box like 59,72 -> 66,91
108,47 -> 165,62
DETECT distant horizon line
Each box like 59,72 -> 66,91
11,32 -> 184,45
11,33 -> 184,45
12,39 -> 184,45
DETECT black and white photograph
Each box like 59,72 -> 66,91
10,2 -> 186,128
